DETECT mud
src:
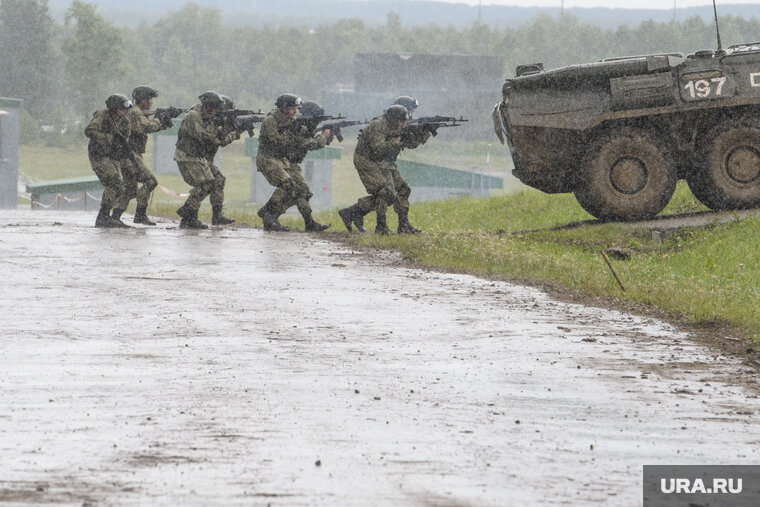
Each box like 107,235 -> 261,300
1,210 -> 758,506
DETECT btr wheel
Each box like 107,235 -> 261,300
574,128 -> 676,221
687,121 -> 760,210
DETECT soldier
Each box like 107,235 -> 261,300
340,97 -> 429,234
388,95 -> 428,233
84,93 -> 132,228
338,104 -> 408,235
111,85 -> 169,226
207,95 -> 237,225
174,91 -> 225,229
256,94 -> 331,232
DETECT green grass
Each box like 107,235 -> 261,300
19,141 -> 758,341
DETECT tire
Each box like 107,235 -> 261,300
574,128 -> 676,221
686,121 -> 760,211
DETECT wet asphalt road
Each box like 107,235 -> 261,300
0,210 -> 758,506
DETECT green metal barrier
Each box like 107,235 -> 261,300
26,176 -> 104,210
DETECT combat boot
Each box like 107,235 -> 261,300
179,209 -> 208,230
109,208 -> 131,228
302,210 -> 329,232
352,207 -> 367,233
176,205 -> 189,219
95,208 -> 120,228
397,209 -> 422,234
133,206 -> 156,226
375,213 -> 391,235
211,205 -> 235,226
338,204 -> 366,233
258,203 -> 289,232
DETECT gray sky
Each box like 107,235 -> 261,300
431,0 -> 757,9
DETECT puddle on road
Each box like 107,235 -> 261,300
0,210 -> 758,506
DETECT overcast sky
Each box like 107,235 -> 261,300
430,0 -> 758,9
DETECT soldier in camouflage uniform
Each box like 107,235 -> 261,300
84,94 -> 133,228
338,104 -> 411,235
204,95 -> 237,225
174,91 -> 225,229
256,94 -> 331,232
386,95 -> 429,233
269,100 -> 333,231
111,85 -> 169,226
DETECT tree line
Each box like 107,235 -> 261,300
1,0 -> 758,145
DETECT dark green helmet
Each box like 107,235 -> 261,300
393,95 -> 419,112
275,93 -> 302,110
199,90 -> 223,109
132,85 -> 158,103
385,104 -> 409,123
298,100 -> 325,118
105,94 -> 131,111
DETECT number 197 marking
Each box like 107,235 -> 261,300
684,77 -> 727,99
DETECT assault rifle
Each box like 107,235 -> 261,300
317,119 -> 368,142
146,106 -> 188,127
215,109 -> 264,126
233,114 -> 266,137
290,113 -> 345,133
404,115 -> 468,137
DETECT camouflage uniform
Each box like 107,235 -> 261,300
257,109 -> 329,231
115,106 -> 164,215
341,112 -> 430,233
277,122 -> 331,217
189,104 -> 239,211
85,109 -> 130,214
174,109 -> 221,215
388,128 -> 430,216
351,113 -> 405,226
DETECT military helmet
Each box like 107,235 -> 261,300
132,85 -> 158,103
298,100 -> 325,118
386,104 -> 409,123
105,94 -> 132,111
275,93 -> 302,110
393,95 -> 419,112
220,95 -> 234,110
199,90 -> 223,109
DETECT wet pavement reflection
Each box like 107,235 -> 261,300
0,210 -> 758,506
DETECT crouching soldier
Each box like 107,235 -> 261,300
85,94 -> 132,228
256,94 -> 330,232
339,104 -> 408,234
173,91 -> 225,229
112,85 -> 168,226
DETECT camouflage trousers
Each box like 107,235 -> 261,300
89,153 -> 124,211
176,158 -> 215,212
353,154 -> 410,217
208,161 -> 226,208
117,153 -> 158,211
257,155 -> 313,217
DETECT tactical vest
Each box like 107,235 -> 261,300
130,131 -> 148,154
88,111 -> 127,159
175,131 -> 205,158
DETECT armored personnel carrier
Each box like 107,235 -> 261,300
493,43 -> 760,221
